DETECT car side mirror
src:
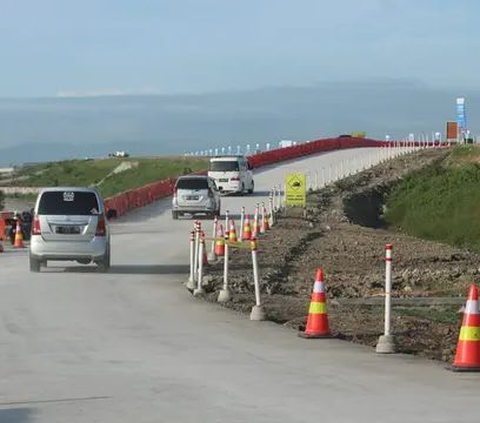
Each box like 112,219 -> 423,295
106,209 -> 117,220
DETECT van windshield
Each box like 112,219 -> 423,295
38,191 -> 100,215
209,161 -> 239,172
176,178 -> 209,190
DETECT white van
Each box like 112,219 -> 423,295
208,156 -> 254,195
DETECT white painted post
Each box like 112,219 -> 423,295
187,230 -> 196,290
376,244 -> 396,353
260,202 -> 266,234
208,216 -> 218,262
194,232 -> 205,296
239,206 -> 245,241
253,203 -> 260,237
250,238 -> 266,320
269,190 -> 274,227
217,240 -> 231,302
224,209 -> 229,235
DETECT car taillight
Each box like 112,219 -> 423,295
32,216 -> 41,235
96,215 -> 106,236
230,177 -> 240,181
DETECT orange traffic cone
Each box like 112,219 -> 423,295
229,220 -> 238,243
201,231 -> 209,266
452,284 -> 480,371
243,214 -> 252,241
13,220 -> 25,249
215,225 -> 225,257
299,269 -> 333,339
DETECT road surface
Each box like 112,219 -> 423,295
1,147 -> 478,423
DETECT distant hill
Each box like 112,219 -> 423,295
0,79 -> 477,165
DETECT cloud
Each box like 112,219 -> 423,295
56,89 -> 126,98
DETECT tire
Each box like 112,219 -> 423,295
248,181 -> 254,194
172,211 -> 179,220
97,248 -> 111,273
29,257 -> 41,273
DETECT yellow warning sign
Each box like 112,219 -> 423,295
285,173 -> 306,207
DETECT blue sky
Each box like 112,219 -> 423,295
0,0 -> 478,97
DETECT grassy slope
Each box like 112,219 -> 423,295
385,146 -> 480,251
6,157 -> 208,198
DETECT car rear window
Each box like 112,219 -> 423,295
37,191 -> 101,215
176,178 -> 209,190
209,161 -> 239,172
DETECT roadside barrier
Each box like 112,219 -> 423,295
299,269 -> 333,338
250,237 -> 266,321
451,284 -> 480,371
376,244 -> 396,354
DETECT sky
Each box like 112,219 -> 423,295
1,0 -> 479,98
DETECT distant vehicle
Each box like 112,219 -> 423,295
29,187 -> 112,272
208,156 -> 254,195
279,140 -> 293,148
172,175 -> 221,219
108,151 -> 130,158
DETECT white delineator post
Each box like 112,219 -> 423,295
250,238 -> 266,321
194,231 -> 206,296
376,244 -> 396,353
260,202 -> 266,234
239,207 -> 245,241
224,209 -> 229,234
217,238 -> 231,302
253,203 -> 260,237
208,215 -> 218,262
190,222 -> 201,291
268,190 -> 274,227
186,230 -> 196,290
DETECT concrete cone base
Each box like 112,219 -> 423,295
207,253 -> 216,262
375,335 -> 396,354
186,279 -> 196,291
217,288 -> 232,303
193,287 -> 205,297
448,365 -> 480,373
250,305 -> 266,321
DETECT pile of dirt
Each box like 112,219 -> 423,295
199,148 -> 478,362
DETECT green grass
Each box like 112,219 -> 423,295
384,146 -> 480,251
6,157 -> 208,199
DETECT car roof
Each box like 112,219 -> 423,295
38,187 -> 102,195
209,155 -> 245,162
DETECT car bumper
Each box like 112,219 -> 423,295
29,235 -> 109,261
172,205 -> 216,213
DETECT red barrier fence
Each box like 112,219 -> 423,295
104,137 -> 384,218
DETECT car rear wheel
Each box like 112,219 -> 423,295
172,211 -> 179,220
29,257 -> 41,273
248,181 -> 254,194
97,249 -> 110,273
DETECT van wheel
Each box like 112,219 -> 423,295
172,211 -> 179,220
97,249 -> 110,273
29,257 -> 41,273
248,181 -> 254,194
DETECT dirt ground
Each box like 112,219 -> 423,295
198,148 -> 479,363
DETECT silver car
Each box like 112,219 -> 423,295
29,187 -> 111,272
172,176 -> 221,219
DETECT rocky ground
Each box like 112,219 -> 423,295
198,148 -> 480,363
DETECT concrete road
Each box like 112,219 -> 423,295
1,147 -> 478,423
